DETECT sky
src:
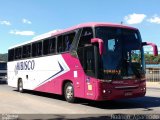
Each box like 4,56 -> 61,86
0,0 -> 160,53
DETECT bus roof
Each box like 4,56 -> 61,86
9,22 -> 138,49
52,22 -> 137,36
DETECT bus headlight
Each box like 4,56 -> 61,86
103,90 -> 112,94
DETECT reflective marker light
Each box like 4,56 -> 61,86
103,90 -> 106,93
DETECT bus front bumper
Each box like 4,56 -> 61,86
94,80 -> 146,101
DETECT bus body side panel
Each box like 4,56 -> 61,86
8,62 -> 19,88
8,52 -> 97,100
34,53 -> 87,99
8,55 -> 69,89
8,53 -> 87,99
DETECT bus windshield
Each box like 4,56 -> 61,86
95,27 -> 145,80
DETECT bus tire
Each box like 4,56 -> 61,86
64,82 -> 75,103
18,79 -> 24,93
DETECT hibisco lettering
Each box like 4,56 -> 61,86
16,60 -> 35,70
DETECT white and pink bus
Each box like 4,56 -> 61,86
8,22 -> 158,102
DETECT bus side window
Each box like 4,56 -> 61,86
78,27 -> 93,48
63,32 -> 75,51
15,47 -> 22,60
22,45 -> 27,58
49,38 -> 56,54
8,49 -> 15,61
43,39 -> 50,55
22,44 -> 31,58
32,43 -> 37,57
57,32 -> 76,53
32,41 -> 42,57
26,44 -> 31,58
57,36 -> 63,53
37,41 -> 42,56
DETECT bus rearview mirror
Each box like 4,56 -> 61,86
142,42 -> 158,56
91,38 -> 104,55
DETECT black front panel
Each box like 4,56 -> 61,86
77,46 -> 98,77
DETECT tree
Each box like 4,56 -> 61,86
144,54 -> 160,64
0,53 -> 8,62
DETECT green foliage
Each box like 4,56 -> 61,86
0,53 -> 8,62
145,54 -> 160,64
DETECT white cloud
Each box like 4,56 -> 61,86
147,15 -> 160,24
10,29 -> 35,36
22,18 -> 32,24
124,13 -> 146,24
0,20 -> 11,26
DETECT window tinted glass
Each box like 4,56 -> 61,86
57,32 -> 75,53
37,41 -> 42,56
43,38 -> 56,55
8,49 -> 15,61
15,47 -> 22,60
23,44 -> 31,58
43,39 -> 49,55
49,38 -> 56,53
63,33 -> 75,51
57,36 -> 63,53
78,28 -> 93,48
32,41 -> 42,57
32,43 -> 37,57
77,46 -> 96,77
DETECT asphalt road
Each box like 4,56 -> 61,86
0,84 -> 160,119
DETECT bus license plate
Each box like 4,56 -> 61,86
124,91 -> 132,96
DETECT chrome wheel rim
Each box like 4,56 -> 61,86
66,86 -> 73,99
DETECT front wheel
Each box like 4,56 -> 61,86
64,82 -> 75,103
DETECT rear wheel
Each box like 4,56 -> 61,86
18,79 -> 24,93
64,82 -> 75,103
